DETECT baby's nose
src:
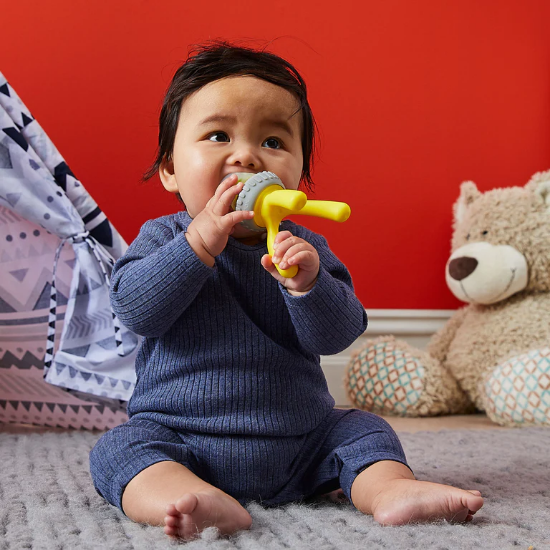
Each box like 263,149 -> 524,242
229,145 -> 259,168
235,159 -> 255,167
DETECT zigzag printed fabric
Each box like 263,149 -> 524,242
0,73 -> 139,426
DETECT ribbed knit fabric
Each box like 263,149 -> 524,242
109,211 -> 368,436
88,211 -> 398,511
90,408 -> 409,509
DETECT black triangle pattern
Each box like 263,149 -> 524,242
2,127 -> 28,151
89,218 -> 114,248
0,403 -> 128,431
21,112 -> 34,127
0,350 -> 44,370
0,83 -> 10,96
53,161 -> 76,192
34,281 -> 69,310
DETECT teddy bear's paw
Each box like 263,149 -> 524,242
345,339 -> 425,416
483,348 -> 550,427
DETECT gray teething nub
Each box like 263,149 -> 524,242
233,171 -> 285,232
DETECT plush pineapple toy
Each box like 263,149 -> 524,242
345,171 -> 550,427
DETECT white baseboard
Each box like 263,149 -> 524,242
322,309 -> 454,406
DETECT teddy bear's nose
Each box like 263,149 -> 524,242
448,257 -> 478,281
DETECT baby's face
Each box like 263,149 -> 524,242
159,75 -> 304,237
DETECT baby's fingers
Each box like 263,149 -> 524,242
222,209 -> 255,231
271,232 -> 301,263
279,248 -> 306,267
261,254 -> 286,284
211,178 -> 244,215
278,247 -> 317,271
273,230 -> 294,246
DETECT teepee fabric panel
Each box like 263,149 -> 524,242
0,207 -> 129,430
0,73 -> 138,414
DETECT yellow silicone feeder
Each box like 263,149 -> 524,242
232,171 -> 351,278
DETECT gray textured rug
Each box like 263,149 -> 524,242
1,427 -> 549,550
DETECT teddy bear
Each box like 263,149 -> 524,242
345,171 -> 550,427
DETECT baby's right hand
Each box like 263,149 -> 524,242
185,175 -> 255,266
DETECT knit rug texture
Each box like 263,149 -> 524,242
1,426 -> 549,550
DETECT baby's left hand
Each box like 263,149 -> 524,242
261,231 -> 319,296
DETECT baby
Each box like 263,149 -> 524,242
89,42 -> 483,540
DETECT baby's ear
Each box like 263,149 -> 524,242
159,157 -> 179,193
454,181 -> 481,224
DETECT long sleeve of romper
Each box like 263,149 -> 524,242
110,217 -> 214,337
281,227 -> 368,356
117,213 -> 365,436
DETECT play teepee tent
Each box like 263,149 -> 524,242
0,73 -> 139,430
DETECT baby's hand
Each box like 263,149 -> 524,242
261,231 -> 319,295
186,175 -> 255,266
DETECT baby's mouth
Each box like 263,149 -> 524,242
222,171 -> 257,182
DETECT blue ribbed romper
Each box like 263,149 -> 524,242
89,211 -> 408,511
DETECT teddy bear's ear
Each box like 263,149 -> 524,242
535,181 -> 550,210
454,181 -> 481,224
526,170 -> 550,211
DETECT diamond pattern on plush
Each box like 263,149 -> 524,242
484,348 -> 550,425
346,342 -> 425,415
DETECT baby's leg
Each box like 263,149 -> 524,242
122,461 -> 252,539
351,460 -> 483,525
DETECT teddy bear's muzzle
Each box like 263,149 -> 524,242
446,242 -> 528,305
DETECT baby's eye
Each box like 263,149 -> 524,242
262,137 -> 282,149
208,132 -> 229,142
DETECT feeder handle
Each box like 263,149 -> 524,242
297,200 -> 351,223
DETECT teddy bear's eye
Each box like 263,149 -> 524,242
466,234 -> 470,241
481,230 -> 488,236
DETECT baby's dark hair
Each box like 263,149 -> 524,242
143,41 -> 317,190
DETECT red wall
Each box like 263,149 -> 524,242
3,1 -> 549,309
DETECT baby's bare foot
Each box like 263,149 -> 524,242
163,489 -> 252,540
371,479 -> 484,525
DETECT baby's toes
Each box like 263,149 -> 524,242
466,493 -> 484,512
165,503 -> 180,516
164,521 -> 180,537
175,493 -> 199,515
164,514 -> 179,528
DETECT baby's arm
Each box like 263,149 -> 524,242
276,229 -> 368,355
110,219 -> 214,337
111,176 -> 254,337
